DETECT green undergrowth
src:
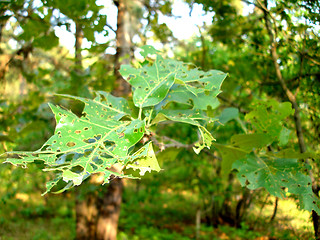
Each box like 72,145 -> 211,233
0,166 -> 314,240
117,180 -> 314,240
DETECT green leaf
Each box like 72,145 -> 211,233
245,100 -> 294,139
57,91 -> 132,121
155,84 -> 221,111
139,45 -> 160,57
120,55 -> 176,108
267,148 -> 317,159
218,107 -> 239,125
214,143 -> 247,179
278,127 -> 291,146
120,49 -> 227,110
214,133 -> 273,178
230,133 -> 273,151
233,154 -> 320,214
3,92 -> 145,193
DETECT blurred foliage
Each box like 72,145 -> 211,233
0,0 -> 319,239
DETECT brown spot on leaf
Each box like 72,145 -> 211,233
67,142 -> 76,147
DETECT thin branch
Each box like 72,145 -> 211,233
151,135 -> 193,152
105,22 -> 116,34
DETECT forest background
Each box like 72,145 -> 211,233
0,0 -> 319,239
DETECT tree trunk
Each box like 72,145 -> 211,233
75,0 -> 133,239
96,176 -> 123,240
113,0 -> 132,97
75,173 -> 124,240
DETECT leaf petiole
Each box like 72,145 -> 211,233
147,108 -> 154,127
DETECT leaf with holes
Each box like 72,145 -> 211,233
3,93 -> 146,193
165,59 -> 227,95
126,141 -> 161,176
233,154 -> 320,214
120,54 -> 176,108
155,84 -> 221,111
245,100 -> 294,139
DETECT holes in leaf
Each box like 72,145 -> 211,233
53,140 -> 57,144
103,140 -> 115,152
67,142 -> 76,147
134,128 -> 138,133
139,128 -> 144,133
71,166 -> 84,173
93,158 -> 103,165
145,87 -> 149,91
83,138 -> 96,143
84,127 -> 89,131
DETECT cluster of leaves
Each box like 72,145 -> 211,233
1,46 -> 227,194
215,100 -> 320,214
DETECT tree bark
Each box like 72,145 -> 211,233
75,1 -> 133,239
75,173 -> 124,240
113,0 -> 132,97
96,176 -> 123,240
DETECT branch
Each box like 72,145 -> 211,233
151,135 -> 193,152
105,22 -> 116,34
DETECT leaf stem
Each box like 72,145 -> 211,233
147,108 -> 153,126
138,107 -> 142,120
